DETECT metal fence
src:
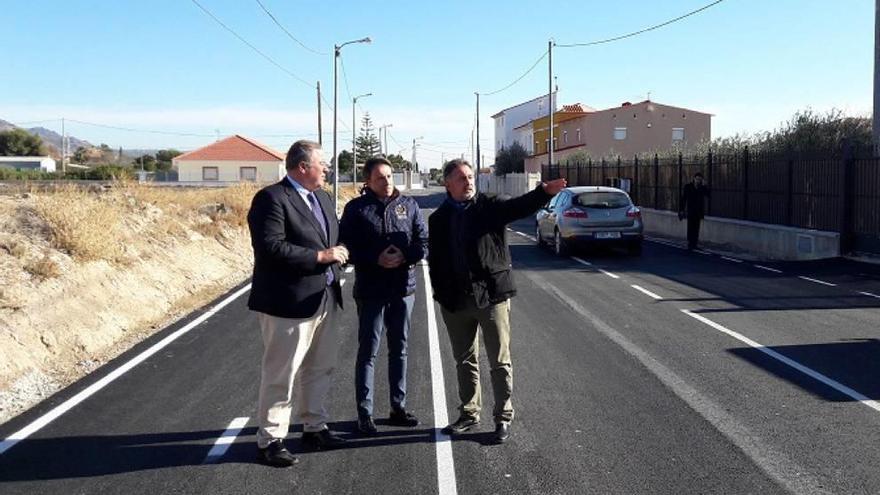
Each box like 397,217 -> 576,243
542,148 -> 880,255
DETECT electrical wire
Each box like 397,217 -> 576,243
479,49 -> 549,97
254,0 -> 327,55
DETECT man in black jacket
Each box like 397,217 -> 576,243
340,156 -> 428,435
429,159 -> 566,443
247,140 -> 349,467
679,172 -> 711,250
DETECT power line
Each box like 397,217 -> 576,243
556,0 -> 725,48
68,119 -> 217,137
254,0 -> 327,56
479,49 -> 549,97
340,55 -> 354,101
189,0 -> 312,88
10,119 -> 62,127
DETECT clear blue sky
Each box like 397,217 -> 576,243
1,0 -> 873,167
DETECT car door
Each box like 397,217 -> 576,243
537,191 -> 562,240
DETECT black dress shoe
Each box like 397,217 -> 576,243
302,429 -> 347,450
441,416 -> 479,435
357,416 -> 378,435
388,409 -> 419,427
493,422 -> 511,444
257,440 -> 298,467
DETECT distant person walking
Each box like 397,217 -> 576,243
679,172 -> 711,250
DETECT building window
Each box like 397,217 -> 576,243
672,128 -> 685,142
576,128 -> 581,142
202,166 -> 219,181
614,127 -> 627,141
240,167 -> 257,181
544,139 -> 549,153
563,131 -> 568,144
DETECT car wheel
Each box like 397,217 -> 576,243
554,229 -> 568,256
535,224 -> 544,247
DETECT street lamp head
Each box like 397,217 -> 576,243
361,37 -> 372,44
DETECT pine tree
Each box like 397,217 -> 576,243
355,112 -> 381,162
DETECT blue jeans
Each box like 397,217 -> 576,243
355,294 -> 415,418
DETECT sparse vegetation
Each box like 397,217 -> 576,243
24,254 -> 60,280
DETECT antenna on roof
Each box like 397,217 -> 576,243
215,129 -> 220,142
647,91 -> 652,101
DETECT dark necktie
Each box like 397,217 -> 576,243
307,192 -> 333,285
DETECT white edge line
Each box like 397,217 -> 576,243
798,276 -> 836,287
631,284 -> 662,300
754,265 -> 783,274
204,416 -> 249,463
721,256 -> 743,263
571,256 -> 592,266
0,283 -> 253,456
695,249 -> 712,255
421,263 -> 458,495
598,269 -> 620,279
681,309 -> 880,414
858,291 -> 880,299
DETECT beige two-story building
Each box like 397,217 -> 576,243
524,100 -> 712,172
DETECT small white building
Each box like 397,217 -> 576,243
173,135 -> 285,183
0,156 -> 56,172
491,93 -> 557,156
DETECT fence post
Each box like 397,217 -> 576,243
839,142 -> 855,254
601,158 -> 607,186
654,154 -> 660,209
786,154 -> 794,226
706,150 -> 713,216
617,155 -> 622,186
634,155 -> 640,204
677,153 -> 683,212
743,146 -> 750,221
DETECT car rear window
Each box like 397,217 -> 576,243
574,192 -> 631,208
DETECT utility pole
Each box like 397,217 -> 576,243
548,39 -> 555,168
475,92 -> 481,194
874,0 -> 880,155
317,81 -> 323,146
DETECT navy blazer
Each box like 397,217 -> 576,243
247,178 -> 343,319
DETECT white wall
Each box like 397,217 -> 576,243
174,160 -> 284,183
493,94 -> 557,156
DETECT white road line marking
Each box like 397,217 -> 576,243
599,269 -> 620,279
695,249 -> 712,255
524,235 -> 537,242
681,310 -> 880,415
345,266 -> 354,273
204,417 -> 249,464
421,263 -> 458,495
798,276 -> 836,287
858,291 -> 880,299
631,284 -> 662,300
646,238 -> 686,249
525,272 -> 825,494
0,283 -> 253,456
754,265 -> 783,274
721,256 -> 743,263
571,256 -> 593,266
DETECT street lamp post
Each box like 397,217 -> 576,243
378,123 -> 393,156
333,36 -> 371,210
352,92 -> 372,185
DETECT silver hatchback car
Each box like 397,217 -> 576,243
535,186 -> 643,255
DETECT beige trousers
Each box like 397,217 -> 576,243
256,290 -> 339,448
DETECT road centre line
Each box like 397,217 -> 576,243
525,272 -> 825,494
420,262 -> 458,495
203,417 -> 249,464
681,310 -> 880,415
721,256 -> 743,263
571,256 -> 593,266
599,269 -> 620,279
798,276 -> 837,287
631,285 -> 663,300
695,249 -> 712,255
0,283 -> 253,456
858,291 -> 880,299
754,265 -> 783,274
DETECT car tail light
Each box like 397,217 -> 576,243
626,206 -> 641,218
563,209 -> 588,218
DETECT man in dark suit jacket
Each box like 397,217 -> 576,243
679,172 -> 711,250
247,139 -> 349,467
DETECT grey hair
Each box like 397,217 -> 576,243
442,158 -> 473,180
286,140 -> 321,171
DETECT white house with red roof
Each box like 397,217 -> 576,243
172,135 -> 285,183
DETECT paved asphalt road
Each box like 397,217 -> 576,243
1,186 -> 878,494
